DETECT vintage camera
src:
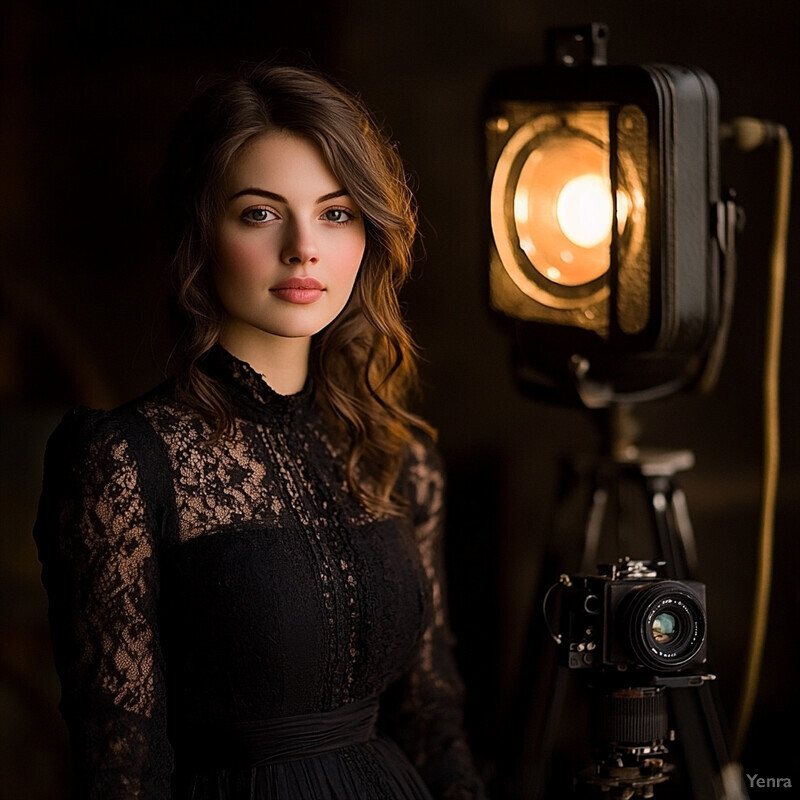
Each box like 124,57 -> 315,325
556,559 -> 707,674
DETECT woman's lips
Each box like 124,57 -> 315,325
270,277 -> 325,304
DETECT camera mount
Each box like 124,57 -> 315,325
547,555 -> 717,798
501,405 -> 746,799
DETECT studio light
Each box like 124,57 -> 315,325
485,23 -> 737,407
487,22 -> 793,800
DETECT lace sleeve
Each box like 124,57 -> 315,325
33,408 -> 173,799
381,432 -> 487,800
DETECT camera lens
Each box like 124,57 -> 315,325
652,612 -> 676,643
622,581 -> 706,670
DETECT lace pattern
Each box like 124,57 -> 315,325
34,346 -> 486,799
35,410 -> 173,798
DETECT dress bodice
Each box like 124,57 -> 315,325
33,346 -> 485,799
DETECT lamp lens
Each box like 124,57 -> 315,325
488,103 -> 649,325
556,173 -> 614,249
512,129 -> 612,287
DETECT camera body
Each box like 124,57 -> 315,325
558,560 -> 707,673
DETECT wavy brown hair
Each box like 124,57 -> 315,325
160,62 -> 433,517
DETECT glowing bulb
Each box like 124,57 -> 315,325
556,173 -> 613,249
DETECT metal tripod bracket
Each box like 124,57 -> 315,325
579,447 -> 699,580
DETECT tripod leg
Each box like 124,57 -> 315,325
646,474 -> 749,800
669,684 -> 748,800
670,486 -> 699,577
520,665 -> 571,799
648,476 -> 689,578
506,465 -> 610,799
581,486 -> 609,574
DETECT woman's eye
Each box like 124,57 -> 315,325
322,208 -> 356,224
242,207 -> 276,224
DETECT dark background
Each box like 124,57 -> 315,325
1,1 -> 797,797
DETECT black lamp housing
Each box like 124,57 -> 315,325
485,24 -> 731,407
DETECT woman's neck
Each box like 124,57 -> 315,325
218,320 -> 311,396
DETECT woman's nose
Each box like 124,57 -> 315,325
280,218 -> 319,265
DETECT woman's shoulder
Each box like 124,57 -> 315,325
44,380 -> 181,469
46,405 -> 128,460
36,409 -> 146,538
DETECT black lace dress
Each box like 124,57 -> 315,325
33,346 -> 486,800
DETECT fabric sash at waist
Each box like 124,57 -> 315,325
180,696 -> 380,769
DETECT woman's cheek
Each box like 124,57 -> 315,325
216,236 -> 269,283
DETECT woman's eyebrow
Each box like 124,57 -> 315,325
228,188 -> 285,202
227,188 -> 351,203
317,189 -> 350,203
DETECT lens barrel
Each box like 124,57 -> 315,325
592,685 -> 668,747
622,581 -> 706,670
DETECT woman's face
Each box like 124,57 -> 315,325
213,132 -> 366,348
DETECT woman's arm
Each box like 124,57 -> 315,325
381,432 -> 487,800
33,408 -> 173,799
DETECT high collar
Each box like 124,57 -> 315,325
200,344 -> 315,423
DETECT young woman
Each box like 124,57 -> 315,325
33,64 -> 487,800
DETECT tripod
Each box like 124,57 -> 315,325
506,405 -> 748,800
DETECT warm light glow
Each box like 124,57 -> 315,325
514,188 -> 529,224
556,174 -> 613,248
511,132 -> 613,286
489,106 -> 648,315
